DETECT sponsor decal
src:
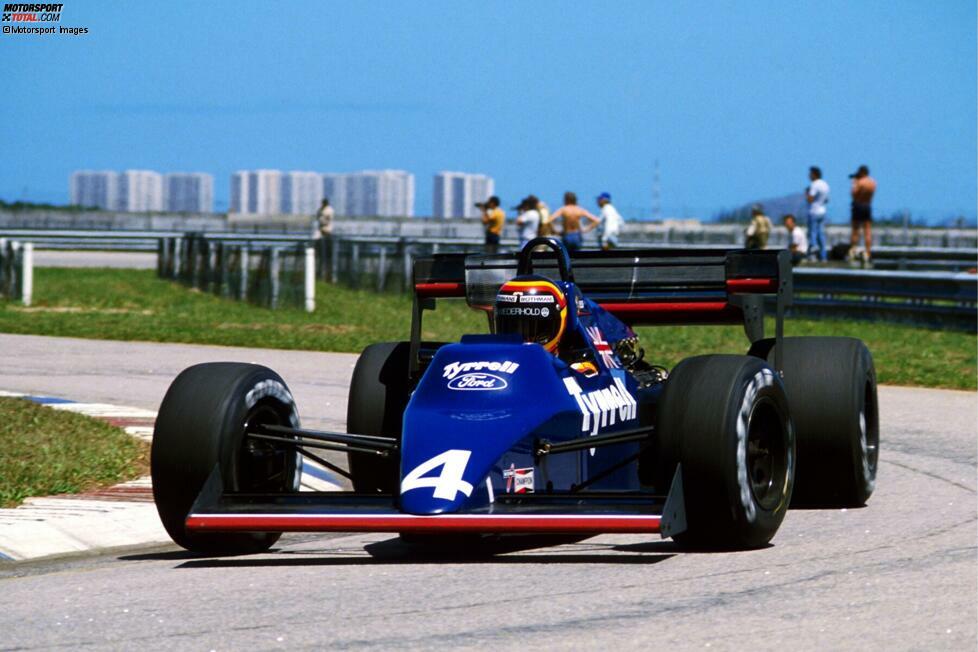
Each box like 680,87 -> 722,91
447,372 -> 508,391
401,449 -> 473,501
442,360 -> 519,380
497,306 -> 550,317
586,325 -> 619,369
503,463 -> 534,493
563,375 -> 638,437
570,361 -> 600,377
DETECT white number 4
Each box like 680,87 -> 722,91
401,449 -> 474,501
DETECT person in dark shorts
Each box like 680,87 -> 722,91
849,165 -> 877,265
480,196 -> 504,254
549,191 -> 600,253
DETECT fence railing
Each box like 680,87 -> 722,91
1,229 -> 975,331
0,239 -> 33,306
158,234 -> 316,311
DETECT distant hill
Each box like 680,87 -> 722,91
713,192 -> 808,225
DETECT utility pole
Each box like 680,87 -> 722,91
652,159 -> 661,221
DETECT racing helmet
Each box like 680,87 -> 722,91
494,275 -> 568,353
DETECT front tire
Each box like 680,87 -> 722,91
347,342 -> 411,493
657,355 -> 795,549
151,363 -> 301,555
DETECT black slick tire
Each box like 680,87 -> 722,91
657,355 -> 795,549
347,342 -> 411,493
748,336 -> 879,506
151,363 -> 301,555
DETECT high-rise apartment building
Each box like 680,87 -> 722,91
118,170 -> 164,212
343,170 -> 414,217
230,170 -> 282,214
70,171 -> 120,210
281,171 -> 322,215
433,171 -> 495,218
322,173 -> 349,216
164,173 -> 214,213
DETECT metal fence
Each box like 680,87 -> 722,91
790,268 -> 976,331
158,234 -> 316,311
0,239 -> 33,305
1,228 -> 975,331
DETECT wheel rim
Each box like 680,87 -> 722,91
239,402 -> 293,492
861,379 -> 879,481
746,398 -> 789,511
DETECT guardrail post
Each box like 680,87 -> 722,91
351,243 -> 360,289
270,247 -> 280,309
304,245 -> 315,312
330,236 -> 340,284
377,245 -> 387,292
401,239 -> 412,292
21,242 -> 33,307
239,247 -> 249,300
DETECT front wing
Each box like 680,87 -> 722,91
184,467 -> 687,538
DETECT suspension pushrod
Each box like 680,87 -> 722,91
257,424 -> 398,450
536,427 -> 654,456
247,432 -> 390,457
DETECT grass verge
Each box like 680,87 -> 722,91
0,268 -> 974,390
0,397 -> 150,508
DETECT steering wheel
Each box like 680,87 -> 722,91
517,237 -> 574,283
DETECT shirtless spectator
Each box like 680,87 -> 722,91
849,165 -> 877,265
549,191 -> 599,253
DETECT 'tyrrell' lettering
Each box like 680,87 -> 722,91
443,360 -> 520,380
563,376 -> 637,436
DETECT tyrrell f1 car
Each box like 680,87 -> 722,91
152,238 -> 879,554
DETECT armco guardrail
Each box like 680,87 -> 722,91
2,228 -> 975,329
790,268 -> 977,331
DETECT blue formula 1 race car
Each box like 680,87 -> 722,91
151,238 -> 879,555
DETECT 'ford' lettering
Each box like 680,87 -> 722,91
447,372 -> 508,391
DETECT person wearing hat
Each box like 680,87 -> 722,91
805,166 -> 830,261
745,204 -> 772,250
849,165 -> 877,265
480,195 -> 505,254
515,195 -> 542,250
595,192 -> 624,250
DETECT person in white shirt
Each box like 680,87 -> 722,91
783,213 -> 808,266
595,192 -> 623,250
805,166 -> 829,262
515,195 -> 541,250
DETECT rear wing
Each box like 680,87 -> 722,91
411,248 -> 792,371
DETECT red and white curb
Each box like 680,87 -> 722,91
0,391 -> 341,562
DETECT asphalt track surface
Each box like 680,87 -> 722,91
1,333 -> 975,651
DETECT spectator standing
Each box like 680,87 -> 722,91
480,196 -> 504,254
537,199 -> 554,237
316,198 -> 334,238
549,191 -> 600,253
745,204 -> 772,249
849,165 -> 877,265
782,213 -> 808,265
805,166 -> 829,261
595,192 -> 624,250
515,195 -> 542,250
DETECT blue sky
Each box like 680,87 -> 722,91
1,1 -> 975,222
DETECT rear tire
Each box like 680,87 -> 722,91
748,336 -> 878,506
657,355 -> 794,549
152,363 -> 300,555
347,342 -> 412,493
